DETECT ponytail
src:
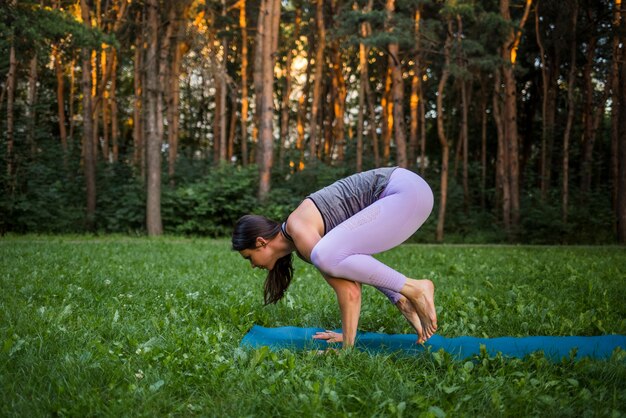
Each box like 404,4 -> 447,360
264,253 -> 293,305
232,214 -> 294,304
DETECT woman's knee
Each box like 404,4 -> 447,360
311,240 -> 342,276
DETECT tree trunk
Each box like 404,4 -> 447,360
409,6 -> 422,170
615,0 -> 626,242
133,22 -> 144,171
480,87 -> 488,209
331,39 -> 346,164
239,0 -> 249,166
354,0 -> 374,172
110,51 -> 119,162
382,67 -> 392,165
436,21 -> 453,243
296,46 -> 312,167
562,2 -> 578,225
81,0 -> 96,231
6,42 -> 17,180
580,36 -> 599,196
145,0 -> 163,235
69,57 -> 76,141
618,36 -> 626,242
309,0 -> 325,161
168,24 -> 185,183
255,0 -> 281,202
53,46 -> 68,155
386,0 -> 407,168
499,0 -> 532,235
279,8 -> 300,169
535,4 -> 559,200
357,17 -> 367,172
493,69 -> 510,230
27,54 -> 38,157
361,10 -> 380,168
610,0 -> 621,227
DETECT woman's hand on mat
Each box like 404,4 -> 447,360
313,330 -> 343,343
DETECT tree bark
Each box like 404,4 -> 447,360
382,67 -> 392,165
493,69 -> 510,230
6,42 -> 17,180
331,35 -> 346,164
239,0 -> 249,166
81,0 -> 96,231
499,0 -> 532,235
145,0 -> 163,235
53,46 -> 68,154
279,8 -> 301,169
27,54 -> 38,157
309,0 -> 325,161
562,2 -> 578,225
133,20 -> 144,171
386,0 -> 407,168
436,21 -> 453,243
255,0 -> 281,201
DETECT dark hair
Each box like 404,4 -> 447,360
232,215 -> 293,305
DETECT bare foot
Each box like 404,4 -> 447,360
395,296 -> 424,343
400,279 -> 437,344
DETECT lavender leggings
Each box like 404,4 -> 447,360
310,168 -> 434,304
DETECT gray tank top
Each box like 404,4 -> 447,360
307,167 -> 397,234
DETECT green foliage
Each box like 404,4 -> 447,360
1,239 -> 625,416
162,164 -> 259,236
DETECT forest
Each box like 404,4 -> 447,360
1,0 -> 625,244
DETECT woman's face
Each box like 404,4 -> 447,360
239,238 -> 276,270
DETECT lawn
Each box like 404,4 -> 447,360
1,236 -> 625,417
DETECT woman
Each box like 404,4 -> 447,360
232,167 -> 437,347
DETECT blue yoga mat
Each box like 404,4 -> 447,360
241,325 -> 626,361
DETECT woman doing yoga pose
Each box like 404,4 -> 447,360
232,167 -> 437,347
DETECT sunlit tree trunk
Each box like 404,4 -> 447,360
81,0 -> 96,231
69,57 -> 76,141
382,67 -> 392,165
331,35 -> 346,164
110,51 -> 119,162
562,2 -> 578,225
296,49 -> 311,167
356,0 -> 371,172
499,0 -> 532,235
168,22 -> 184,182
386,0 -> 407,168
359,3 -> 380,168
436,20 -> 452,243
146,0 -> 163,235
279,8 -> 301,169
409,6 -> 422,170
309,0 -> 325,161
239,0 -> 249,166
133,20 -> 144,171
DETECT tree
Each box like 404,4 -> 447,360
81,0 -> 96,231
255,0 -> 281,201
436,18 -> 453,243
145,0 -> 163,235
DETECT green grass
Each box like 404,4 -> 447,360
1,236 -> 625,417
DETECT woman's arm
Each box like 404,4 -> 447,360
322,274 -> 361,348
